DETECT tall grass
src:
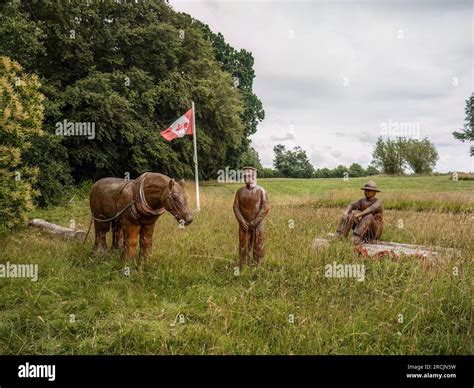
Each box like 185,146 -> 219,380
0,176 -> 472,354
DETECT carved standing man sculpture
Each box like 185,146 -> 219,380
336,180 -> 383,245
233,167 -> 270,267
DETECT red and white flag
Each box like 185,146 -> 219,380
160,108 -> 193,141
160,102 -> 201,211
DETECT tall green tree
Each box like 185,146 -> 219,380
273,144 -> 315,178
333,165 -> 348,178
0,0 -> 45,70
238,147 -> 263,170
371,137 -> 405,174
371,136 -> 438,175
453,94 -> 473,156
365,164 -> 380,176
348,163 -> 365,177
0,0 -> 255,195
403,138 -> 438,174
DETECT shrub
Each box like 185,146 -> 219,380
0,56 -> 43,230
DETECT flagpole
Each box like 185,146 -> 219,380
192,101 -> 200,211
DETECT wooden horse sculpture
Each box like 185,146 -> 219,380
89,172 -> 193,260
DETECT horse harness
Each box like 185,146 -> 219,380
93,173 -> 168,223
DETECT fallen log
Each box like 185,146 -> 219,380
361,241 -> 440,258
28,219 -> 86,241
312,234 -> 450,260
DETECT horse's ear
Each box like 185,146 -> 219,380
169,179 -> 175,190
179,179 -> 185,187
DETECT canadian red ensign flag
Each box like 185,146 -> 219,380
160,108 -> 193,141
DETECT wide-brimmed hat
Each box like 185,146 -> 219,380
360,180 -> 380,192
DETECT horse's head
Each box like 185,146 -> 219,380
163,178 -> 193,226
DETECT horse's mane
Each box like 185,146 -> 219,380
141,172 -> 173,190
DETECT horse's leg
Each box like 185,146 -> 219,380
139,223 -> 155,259
123,224 -> 141,261
93,220 -> 110,255
112,220 -> 124,250
111,220 -> 117,248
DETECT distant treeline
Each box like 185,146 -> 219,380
258,163 -> 379,178
258,138 -> 441,179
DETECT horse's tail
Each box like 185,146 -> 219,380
83,217 -> 93,244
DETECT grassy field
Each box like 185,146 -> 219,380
0,175 -> 472,354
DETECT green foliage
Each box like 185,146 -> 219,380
453,94 -> 473,156
0,56 -> 43,231
332,165 -> 348,178
0,0 -> 255,189
0,0 -> 46,70
258,167 -> 276,178
238,147 -> 262,170
403,138 -> 439,174
365,165 -> 380,176
273,144 -> 315,178
267,143 -> 382,179
314,167 -> 332,178
348,163 -> 365,177
372,137 -> 405,175
372,136 -> 438,175
22,133 -> 73,207
312,164 -> 379,178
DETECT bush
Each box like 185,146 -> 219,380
23,133 -> 73,207
0,56 -> 44,230
258,167 -> 275,178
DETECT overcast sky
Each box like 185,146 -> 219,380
170,0 -> 473,172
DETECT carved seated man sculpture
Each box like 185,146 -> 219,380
336,180 -> 383,245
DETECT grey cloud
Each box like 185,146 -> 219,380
270,132 -> 296,141
171,0 -> 473,172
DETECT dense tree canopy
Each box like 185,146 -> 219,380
0,0 -> 263,205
